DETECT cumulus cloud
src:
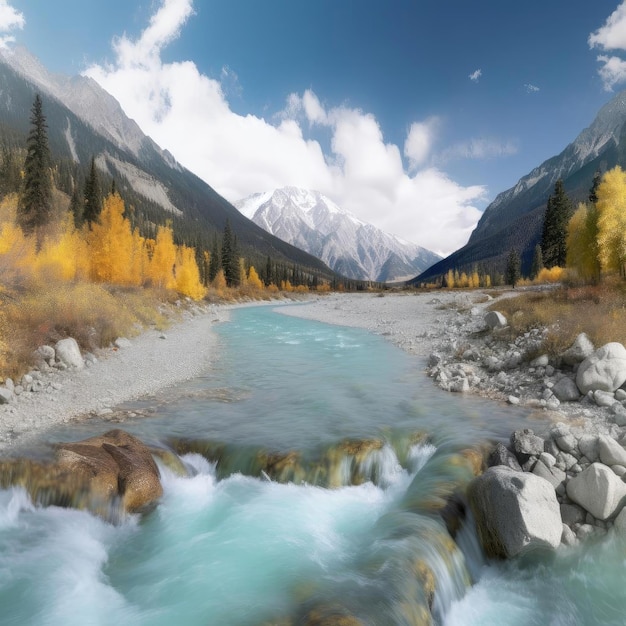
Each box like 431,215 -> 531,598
85,0 -> 485,256
0,0 -> 24,49
404,117 -> 439,170
468,68 -> 482,82
589,2 -> 626,91
524,83 -> 540,93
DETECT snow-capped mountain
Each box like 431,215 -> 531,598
236,187 -> 441,282
415,89 -> 626,283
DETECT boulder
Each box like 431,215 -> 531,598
576,343 -> 626,395
561,333 -> 595,367
597,435 -> 626,467
468,466 -> 562,558
484,311 -> 507,330
552,377 -> 581,403
510,429 -> 544,462
55,338 -> 84,369
532,459 -> 566,489
487,442 -> 522,471
55,429 -> 162,514
566,463 -> 626,520
578,435 -> 599,462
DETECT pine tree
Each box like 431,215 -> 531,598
589,171 -> 601,204
83,156 -> 103,226
530,244 -> 544,280
208,234 -> 221,283
540,179 -> 572,268
505,248 -> 521,288
70,177 -> 84,228
221,219 -> 239,287
17,94 -> 53,244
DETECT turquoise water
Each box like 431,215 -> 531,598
0,305 -> 624,625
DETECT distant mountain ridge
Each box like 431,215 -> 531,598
0,46 -> 336,279
414,90 -> 626,283
236,187 -> 441,282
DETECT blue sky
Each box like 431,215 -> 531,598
1,0 -> 625,255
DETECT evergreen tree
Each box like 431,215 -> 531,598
505,248 -> 521,288
265,255 -> 273,286
0,146 -> 22,195
16,94 -> 53,243
83,156 -> 103,226
221,219 -> 239,286
589,171 -> 601,204
70,177 -> 84,228
540,179 -> 572,268
530,244 -> 544,280
208,234 -> 221,283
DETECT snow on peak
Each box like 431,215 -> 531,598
235,186 -> 440,282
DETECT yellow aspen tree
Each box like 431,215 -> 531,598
566,202 -> 600,283
470,269 -> 480,289
247,265 -> 263,290
35,214 -> 87,282
212,268 -> 227,297
596,166 -> 626,277
175,245 -> 206,300
87,193 -> 135,285
238,258 -> 247,287
147,224 -> 177,289
128,228 -> 148,287
445,269 -> 455,288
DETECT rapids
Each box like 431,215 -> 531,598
0,305 -> 624,625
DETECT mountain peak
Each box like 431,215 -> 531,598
235,186 -> 440,282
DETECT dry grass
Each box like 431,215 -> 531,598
490,281 -> 626,356
0,282 -> 169,379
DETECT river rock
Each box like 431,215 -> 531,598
468,466 -> 562,558
0,387 -> 13,404
485,311 -> 507,330
55,338 -> 84,369
552,377 -> 581,402
532,459 -> 566,489
576,343 -> 626,394
510,429 -> 544,462
598,435 -> 626,467
578,435 -> 599,462
561,333 -> 595,367
566,463 -> 626,521
487,442 -> 522,471
594,390 -> 617,408
34,345 -> 55,365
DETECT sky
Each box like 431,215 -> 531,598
0,1 -> 625,256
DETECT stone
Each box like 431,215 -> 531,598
530,354 -> 549,368
552,377 -> 581,403
468,466 -> 563,559
576,342 -> 626,394
560,503 -> 586,526
0,388 -> 13,404
555,433 -> 577,454
532,460 -> 566,489
561,333 -> 595,367
488,443 -> 522,471
578,435 -> 599,463
449,377 -> 469,393
611,403 -> 626,427
507,395 -> 520,405
566,463 -> 626,521
561,524 -> 578,547
615,389 -> 626,402
594,390 -> 617,408
33,345 -> 55,364
55,338 -> 84,369
597,435 -> 626,467
510,429 -> 544,459
614,507 -> 626,535
114,337 -> 132,349
484,311 -> 507,330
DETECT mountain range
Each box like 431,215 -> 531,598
414,90 -> 626,284
236,187 -> 441,282
0,46 -> 336,281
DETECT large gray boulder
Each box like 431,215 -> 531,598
566,463 -> 626,520
576,342 -> 626,395
55,338 -> 84,369
468,466 -> 562,558
598,435 -> 626,467
561,333 -> 595,367
552,377 -> 581,403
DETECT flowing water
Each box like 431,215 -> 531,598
0,305 -> 625,625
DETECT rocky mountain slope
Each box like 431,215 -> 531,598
236,187 -> 441,282
0,47 -> 336,279
414,90 -> 626,283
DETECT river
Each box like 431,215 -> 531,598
0,306 -> 625,625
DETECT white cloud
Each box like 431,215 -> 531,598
524,83 -> 540,93
437,138 -> 518,163
404,117 -> 439,170
589,2 -> 626,91
0,0 -> 24,49
85,0 -> 485,256
468,68 -> 482,82
589,2 -> 626,50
